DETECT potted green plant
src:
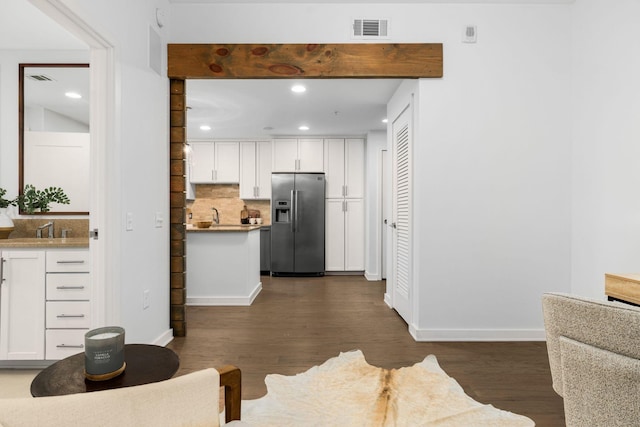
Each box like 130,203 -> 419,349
17,184 -> 71,214
0,188 -> 16,238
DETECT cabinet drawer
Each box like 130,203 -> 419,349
46,329 -> 87,360
46,273 -> 90,300
46,251 -> 90,273
46,301 -> 91,328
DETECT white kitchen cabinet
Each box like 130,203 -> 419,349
45,249 -> 90,360
0,250 -> 46,360
240,141 -> 272,200
189,141 -> 240,183
272,138 -> 324,172
325,198 -> 365,272
324,138 -> 365,199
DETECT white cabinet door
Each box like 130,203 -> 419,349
298,138 -> 324,172
0,250 -> 46,360
325,199 -> 346,271
214,142 -> 240,183
239,142 -> 257,199
189,142 -> 215,183
240,141 -> 272,199
255,141 -> 272,199
324,138 -> 364,198
344,199 -> 365,271
324,139 -> 346,198
345,138 -> 365,199
272,139 -> 298,172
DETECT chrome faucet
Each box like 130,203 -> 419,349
36,221 -> 54,239
212,208 -> 220,224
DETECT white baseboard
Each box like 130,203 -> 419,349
364,271 -> 382,281
153,329 -> 174,347
186,282 -> 262,306
383,293 -> 393,308
409,326 -> 546,342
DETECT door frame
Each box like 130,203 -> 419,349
167,43 -> 442,336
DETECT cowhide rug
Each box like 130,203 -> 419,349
241,350 -> 535,426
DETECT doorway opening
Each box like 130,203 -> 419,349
168,43 -> 442,336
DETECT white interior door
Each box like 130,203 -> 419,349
391,105 -> 412,324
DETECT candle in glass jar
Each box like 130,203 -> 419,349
84,326 -> 125,380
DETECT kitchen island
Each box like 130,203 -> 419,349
186,224 -> 262,306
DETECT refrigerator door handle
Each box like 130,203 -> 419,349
294,190 -> 299,232
290,190 -> 296,233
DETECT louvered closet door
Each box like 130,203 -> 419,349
392,106 -> 412,324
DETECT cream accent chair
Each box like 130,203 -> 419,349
0,365 -> 248,427
542,293 -> 640,427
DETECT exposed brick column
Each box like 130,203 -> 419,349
169,79 -> 187,337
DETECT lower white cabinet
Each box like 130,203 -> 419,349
0,250 -> 46,360
325,199 -> 365,271
0,248 -> 90,361
45,250 -> 90,360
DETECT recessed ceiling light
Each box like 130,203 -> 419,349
382,118 -> 388,123
291,85 -> 306,93
65,92 -> 82,99
298,125 -> 309,131
200,125 -> 211,131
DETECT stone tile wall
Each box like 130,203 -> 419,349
187,184 -> 270,225
9,218 -> 89,238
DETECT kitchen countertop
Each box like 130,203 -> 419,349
186,224 -> 263,232
0,237 -> 90,248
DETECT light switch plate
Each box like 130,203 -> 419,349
126,212 -> 133,231
155,212 -> 163,228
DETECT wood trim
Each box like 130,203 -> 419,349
218,365 -> 242,423
168,43 -> 442,79
169,78 -> 187,336
168,42 -> 443,337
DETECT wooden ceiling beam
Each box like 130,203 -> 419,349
168,43 -> 443,79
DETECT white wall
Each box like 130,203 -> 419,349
170,2 -> 573,340
53,0 -> 172,344
570,0 -> 640,298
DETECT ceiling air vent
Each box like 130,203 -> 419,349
352,19 -> 389,39
27,74 -> 55,82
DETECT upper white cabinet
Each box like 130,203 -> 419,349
240,141 -> 272,200
324,138 -> 365,199
189,141 -> 240,184
0,250 -> 46,360
272,138 -> 324,172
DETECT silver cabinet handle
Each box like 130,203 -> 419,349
56,286 -> 86,290
56,314 -> 86,318
56,260 -> 85,264
0,257 -> 5,283
391,222 -> 397,229
57,344 -> 84,349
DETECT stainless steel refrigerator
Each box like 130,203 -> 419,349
271,173 -> 325,276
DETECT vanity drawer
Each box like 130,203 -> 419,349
46,251 -> 90,273
46,329 -> 87,360
46,273 -> 90,300
46,301 -> 91,328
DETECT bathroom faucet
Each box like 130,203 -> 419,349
36,221 -> 54,239
212,208 -> 220,224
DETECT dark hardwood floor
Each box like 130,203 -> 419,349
167,275 -> 565,426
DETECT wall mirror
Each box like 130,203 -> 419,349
19,63 -> 90,215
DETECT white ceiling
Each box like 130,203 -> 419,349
4,0 -> 402,138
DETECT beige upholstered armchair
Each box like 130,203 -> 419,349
0,365 -> 243,426
542,293 -> 640,427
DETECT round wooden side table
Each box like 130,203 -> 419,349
30,344 -> 180,397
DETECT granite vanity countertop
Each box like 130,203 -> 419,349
186,224 -> 262,232
0,237 -> 90,248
